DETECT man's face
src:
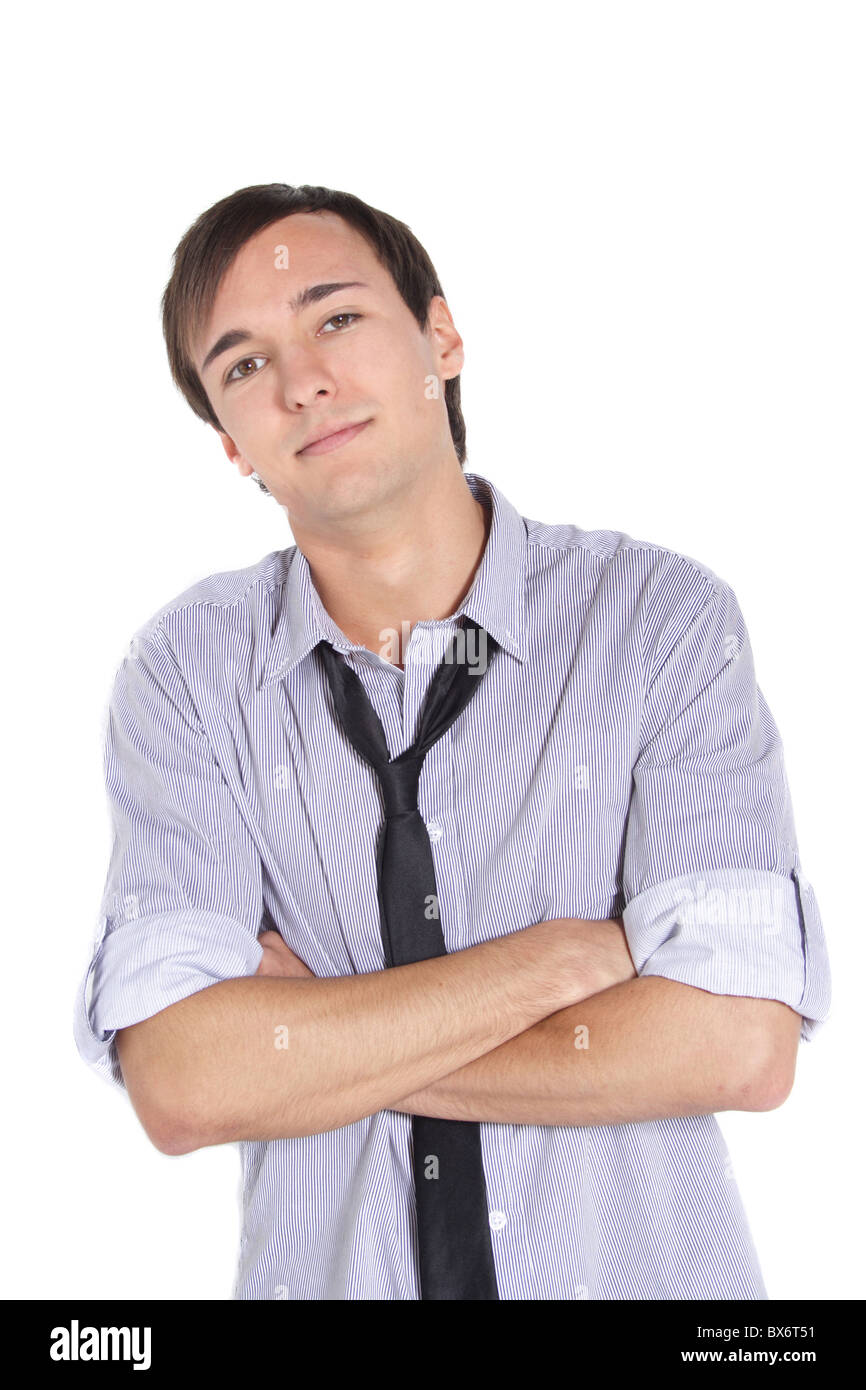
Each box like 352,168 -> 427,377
193,211 -> 463,529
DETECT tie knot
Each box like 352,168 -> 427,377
379,754 -> 423,818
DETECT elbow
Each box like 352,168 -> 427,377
727,1003 -> 801,1112
147,1085 -> 221,1155
143,1091 -> 207,1154
752,1014 -> 801,1111
737,1046 -> 797,1113
744,1075 -> 794,1112
116,1022 -> 211,1155
153,1126 -> 203,1157
752,1063 -> 796,1112
132,1094 -> 206,1156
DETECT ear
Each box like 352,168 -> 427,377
213,426 -> 255,479
426,294 -> 464,383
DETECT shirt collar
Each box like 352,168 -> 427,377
258,471 -> 529,689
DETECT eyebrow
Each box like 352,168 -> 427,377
199,281 -> 369,376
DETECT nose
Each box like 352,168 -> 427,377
279,345 -> 337,412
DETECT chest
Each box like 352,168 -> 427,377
218,642 -> 643,973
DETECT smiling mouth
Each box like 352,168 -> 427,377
297,419 -> 371,457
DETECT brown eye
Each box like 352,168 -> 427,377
320,313 -> 362,333
225,355 -> 266,385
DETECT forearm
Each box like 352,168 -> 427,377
389,976 -> 790,1125
118,919 -> 590,1151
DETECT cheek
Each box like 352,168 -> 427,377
364,326 -> 429,391
392,347 -> 440,420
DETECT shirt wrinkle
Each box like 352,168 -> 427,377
73,469 -> 831,1300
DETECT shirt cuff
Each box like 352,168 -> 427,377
621,866 -> 831,1043
73,909 -> 265,1093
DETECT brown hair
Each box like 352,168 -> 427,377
161,183 -> 467,491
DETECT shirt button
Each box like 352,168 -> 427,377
426,820 -> 443,843
489,1211 -> 507,1231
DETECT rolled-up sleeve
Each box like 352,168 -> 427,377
73,625 -> 265,1093
622,572 -> 831,1043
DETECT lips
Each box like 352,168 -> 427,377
298,419 -> 371,457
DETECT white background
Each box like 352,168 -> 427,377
3,0 -> 861,1301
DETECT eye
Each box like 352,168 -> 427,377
225,354 -> 266,385
320,312 -> 362,334
223,314 -> 362,386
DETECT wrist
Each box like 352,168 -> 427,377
526,917 -> 602,1014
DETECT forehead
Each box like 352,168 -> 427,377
200,212 -> 386,332
240,209 -> 377,273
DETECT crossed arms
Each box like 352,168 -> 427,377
115,916 -> 802,1155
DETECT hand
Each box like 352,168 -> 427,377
255,929 -> 316,979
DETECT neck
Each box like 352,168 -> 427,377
292,460 -> 490,667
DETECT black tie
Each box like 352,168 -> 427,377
315,615 -> 501,1300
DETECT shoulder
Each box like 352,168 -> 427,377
522,504 -> 730,634
127,547 -> 296,656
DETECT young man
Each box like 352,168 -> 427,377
73,183 -> 831,1301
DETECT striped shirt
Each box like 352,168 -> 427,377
73,469 -> 831,1300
